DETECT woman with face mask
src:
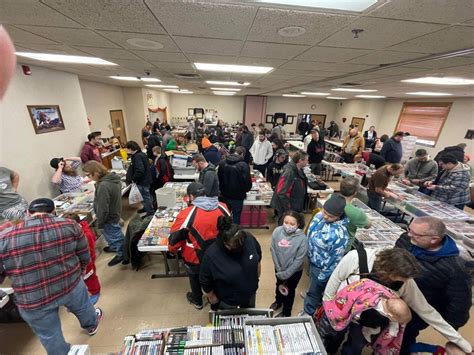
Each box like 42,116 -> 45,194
199,216 -> 262,310
270,211 -> 307,317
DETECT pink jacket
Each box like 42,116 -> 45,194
324,278 -> 405,354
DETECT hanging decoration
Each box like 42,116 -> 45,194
148,106 -> 167,113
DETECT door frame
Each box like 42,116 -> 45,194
110,109 -> 127,145
351,117 -> 366,132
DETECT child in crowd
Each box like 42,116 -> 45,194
303,194 -> 349,316
316,278 -> 411,355
270,210 -> 307,317
63,213 -> 101,305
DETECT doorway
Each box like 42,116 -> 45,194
110,110 -> 127,145
351,117 -> 365,132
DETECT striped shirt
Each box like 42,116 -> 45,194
58,161 -> 83,193
0,214 -> 90,309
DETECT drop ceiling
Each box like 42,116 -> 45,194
2,0 -> 474,98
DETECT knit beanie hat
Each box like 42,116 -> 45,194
323,194 -> 346,217
202,137 -> 212,149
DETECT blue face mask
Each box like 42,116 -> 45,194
283,223 -> 298,234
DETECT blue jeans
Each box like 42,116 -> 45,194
18,280 -> 97,355
137,184 -> 154,214
226,198 -> 244,224
367,190 -> 383,212
303,265 -> 327,316
103,222 -> 124,258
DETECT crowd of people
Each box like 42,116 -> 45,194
0,115 -> 472,355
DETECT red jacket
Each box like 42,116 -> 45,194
80,142 -> 101,164
79,220 -> 101,295
168,202 -> 230,265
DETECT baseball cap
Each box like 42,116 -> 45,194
50,157 -> 63,169
187,182 -> 206,197
415,149 -> 427,157
28,198 -> 55,213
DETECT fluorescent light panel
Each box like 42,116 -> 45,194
140,78 -> 161,82
406,91 -> 453,96
402,76 -> 474,85
15,52 -> 117,65
332,88 -> 378,92
109,76 -> 140,81
213,91 -> 236,95
205,80 -> 250,86
283,94 -> 306,97
300,92 -> 329,96
326,96 -> 348,100
146,85 -> 179,88
194,62 -> 273,74
210,87 -> 241,91
164,89 -> 192,93
254,0 -> 377,12
355,95 -> 386,98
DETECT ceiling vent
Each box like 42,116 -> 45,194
174,73 -> 201,79
339,82 -> 361,86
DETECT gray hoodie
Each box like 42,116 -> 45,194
192,196 -> 219,211
270,225 -> 308,280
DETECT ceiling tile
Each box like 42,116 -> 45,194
280,61 -> 373,73
368,0 -> 474,24
133,51 -> 189,63
241,42 -> 309,59
174,37 -> 243,56
97,31 -> 181,52
267,68 -> 316,78
294,46 -> 372,62
74,47 -> 140,60
368,66 -> 428,75
186,54 -> 237,64
149,62 -> 196,72
146,1 -> 257,40
16,25 -> 119,48
319,17 -> 445,49
387,26 -> 474,53
111,58 -> 155,72
42,0 -> 165,33
463,18 -> 474,25
348,50 -> 426,65
17,44 -> 89,56
5,25 -> 58,45
0,0 -> 81,27
247,8 -> 355,45
404,56 -> 474,69
236,57 -> 287,68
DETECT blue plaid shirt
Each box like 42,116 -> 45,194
58,161 -> 83,193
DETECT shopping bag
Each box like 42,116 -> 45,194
128,183 -> 143,205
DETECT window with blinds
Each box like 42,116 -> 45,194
395,102 -> 452,147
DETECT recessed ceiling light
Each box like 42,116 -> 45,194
278,26 -> 306,37
140,78 -> 161,82
206,81 -> 250,86
406,92 -> 453,96
15,52 -> 117,65
327,96 -> 348,100
213,91 -> 237,96
210,87 -> 241,91
282,94 -> 306,97
109,76 -> 140,81
254,0 -> 377,11
126,38 -> 164,50
332,88 -> 378,92
195,63 -> 273,74
146,84 -> 179,88
300,92 -> 329,96
355,95 -> 386,98
401,76 -> 474,85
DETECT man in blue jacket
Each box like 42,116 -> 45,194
395,216 -> 472,354
380,131 -> 404,163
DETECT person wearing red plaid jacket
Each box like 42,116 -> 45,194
0,198 -> 103,355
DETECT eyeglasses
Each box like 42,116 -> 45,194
408,228 -> 438,238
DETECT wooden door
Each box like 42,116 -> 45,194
110,110 -> 127,145
351,117 -> 365,132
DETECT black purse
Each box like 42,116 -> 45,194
308,180 -> 327,190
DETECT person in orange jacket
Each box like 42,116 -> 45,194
168,182 -> 230,310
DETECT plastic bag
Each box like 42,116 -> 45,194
128,183 -> 143,205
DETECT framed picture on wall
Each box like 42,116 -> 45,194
27,105 -> 65,134
286,115 -> 295,124
265,114 -> 273,124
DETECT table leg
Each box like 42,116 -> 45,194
150,251 -> 188,279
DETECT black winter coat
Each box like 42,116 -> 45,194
126,151 -> 153,187
307,138 -> 325,164
270,161 -> 307,214
218,154 -> 252,200
434,146 -> 465,164
395,233 -> 472,329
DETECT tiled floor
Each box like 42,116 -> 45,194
1,197 -> 473,354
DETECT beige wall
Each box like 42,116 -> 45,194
79,80 -> 128,138
142,88 -> 170,125
169,94 -> 245,124
377,98 -> 474,159
333,99 -> 385,135
266,97 -> 337,134
122,87 -> 147,147
0,65 -> 90,200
